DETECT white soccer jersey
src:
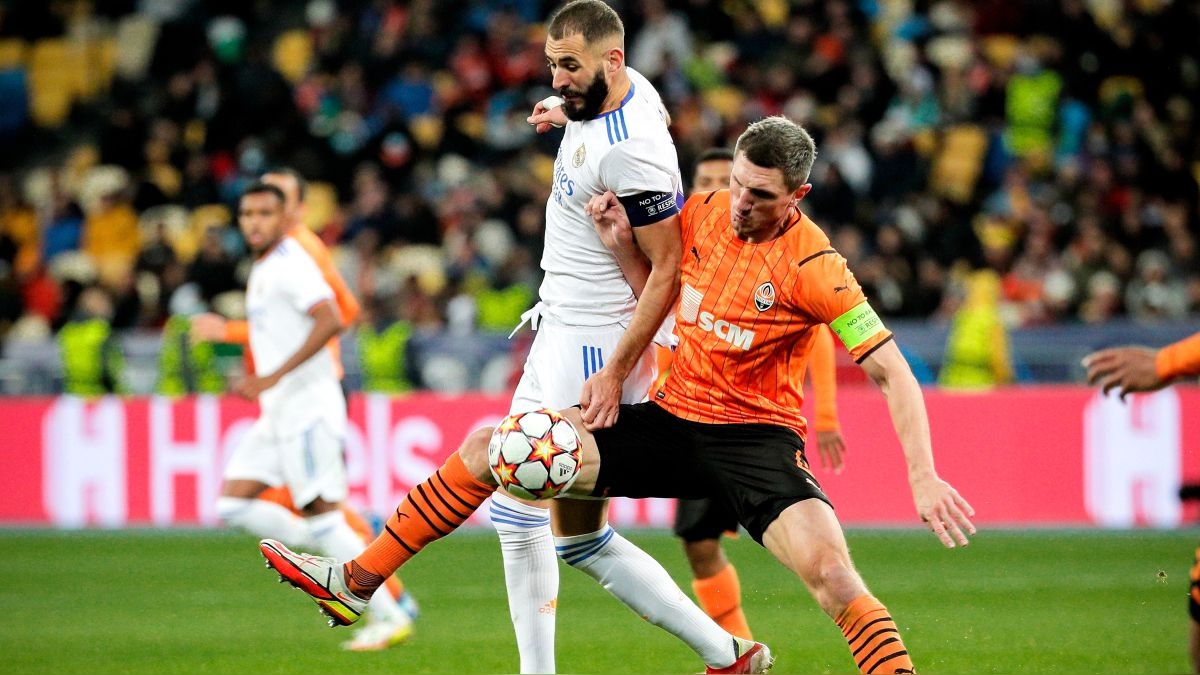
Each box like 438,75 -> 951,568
539,67 -> 683,327
245,237 -> 345,431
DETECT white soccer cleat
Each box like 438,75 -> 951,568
341,616 -> 415,651
705,638 -> 775,674
259,538 -> 367,627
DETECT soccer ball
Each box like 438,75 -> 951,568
488,408 -> 582,500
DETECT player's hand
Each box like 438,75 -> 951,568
579,368 -> 622,430
910,473 -> 975,548
527,96 -> 568,134
234,373 -> 278,400
586,191 -> 636,254
814,429 -> 846,473
1081,346 -> 1164,400
189,312 -> 227,344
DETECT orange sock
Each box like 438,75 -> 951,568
258,486 -> 293,509
341,504 -> 407,600
835,595 -> 915,674
345,453 -> 495,596
692,563 -> 753,640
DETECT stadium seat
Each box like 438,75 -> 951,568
271,29 -> 313,84
302,181 -> 338,233
113,14 -> 159,81
929,124 -> 988,204
0,39 -> 27,69
980,35 -> 1020,70
182,204 -> 232,261
27,39 -> 76,128
138,203 -> 190,249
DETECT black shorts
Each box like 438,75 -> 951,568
673,496 -> 740,543
590,401 -> 831,543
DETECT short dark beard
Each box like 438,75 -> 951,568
562,69 -> 609,121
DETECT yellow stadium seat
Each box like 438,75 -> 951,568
139,204 -> 190,249
272,29 -> 313,84
929,124 -> 988,204
0,39 -> 26,69
980,35 -> 1020,70
302,181 -> 338,233
27,39 -> 76,127
700,85 -> 746,124
113,14 -> 160,81
79,37 -> 117,100
189,203 -> 232,234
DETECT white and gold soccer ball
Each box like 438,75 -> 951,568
487,408 -> 582,500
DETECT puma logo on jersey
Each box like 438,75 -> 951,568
691,246 -> 700,263
834,285 -> 849,293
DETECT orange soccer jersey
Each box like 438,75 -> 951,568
1157,331 -> 1200,381
656,191 -> 891,439
223,225 -> 360,378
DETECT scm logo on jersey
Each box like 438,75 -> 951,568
697,311 -> 756,350
754,282 -> 775,311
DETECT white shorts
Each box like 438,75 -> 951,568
510,317 -> 658,413
223,416 -> 348,509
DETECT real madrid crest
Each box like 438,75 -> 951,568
754,281 -> 775,311
572,144 -> 586,167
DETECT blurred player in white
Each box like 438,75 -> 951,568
216,182 -> 411,648
492,1 -> 765,671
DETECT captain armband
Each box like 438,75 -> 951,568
617,190 -> 681,226
830,302 -> 886,351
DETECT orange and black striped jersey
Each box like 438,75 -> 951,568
655,190 -> 892,439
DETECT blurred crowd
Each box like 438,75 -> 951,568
0,0 -> 1198,391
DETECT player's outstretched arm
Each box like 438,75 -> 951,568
234,300 -> 343,399
1083,332 -> 1200,400
860,340 -> 976,548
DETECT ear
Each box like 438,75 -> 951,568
794,184 -> 813,202
606,47 -> 624,73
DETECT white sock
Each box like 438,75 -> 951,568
308,509 -> 407,623
216,496 -> 314,548
556,525 -> 736,669
491,492 -> 558,674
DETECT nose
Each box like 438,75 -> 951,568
733,190 -> 752,214
551,69 -> 571,92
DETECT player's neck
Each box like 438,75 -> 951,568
600,70 -> 631,114
256,237 -> 284,259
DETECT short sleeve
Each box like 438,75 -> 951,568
282,245 -> 335,314
795,251 -> 892,362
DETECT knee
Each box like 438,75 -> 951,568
458,426 -> 496,482
216,496 -> 251,527
804,557 -> 867,615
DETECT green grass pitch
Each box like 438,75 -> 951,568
0,527 -> 1192,674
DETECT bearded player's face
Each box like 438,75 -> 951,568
546,33 -> 611,122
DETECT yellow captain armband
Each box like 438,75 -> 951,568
830,302 -> 886,351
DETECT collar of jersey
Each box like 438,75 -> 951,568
596,80 -> 636,119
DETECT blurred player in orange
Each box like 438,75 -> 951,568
192,169 -> 417,651
1084,332 -> 1200,672
666,148 -> 847,639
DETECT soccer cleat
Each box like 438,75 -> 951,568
395,589 -> 420,621
259,539 -> 367,627
705,638 -> 775,674
340,616 -> 415,651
